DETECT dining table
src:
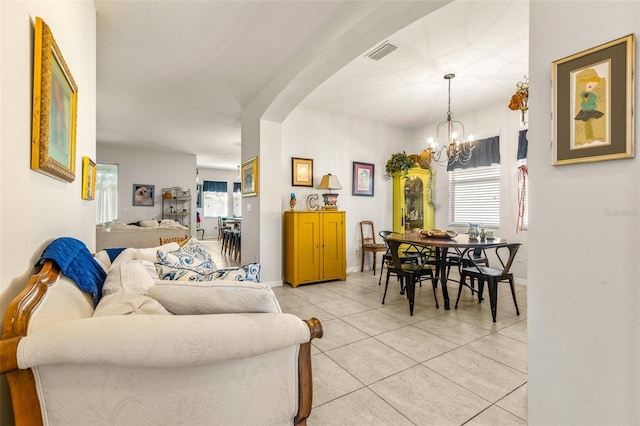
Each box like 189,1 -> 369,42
384,231 -> 508,312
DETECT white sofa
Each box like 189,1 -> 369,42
96,220 -> 190,251
1,241 -> 322,426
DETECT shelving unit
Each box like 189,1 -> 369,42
162,187 -> 191,228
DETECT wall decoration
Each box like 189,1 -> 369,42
81,156 -> 96,200
552,34 -> 634,165
352,161 -> 375,196
241,156 -> 258,197
196,183 -> 202,208
132,184 -> 154,206
291,157 -> 313,187
31,17 -> 78,182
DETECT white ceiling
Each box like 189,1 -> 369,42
95,0 -> 529,170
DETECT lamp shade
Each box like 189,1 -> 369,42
317,174 -> 342,191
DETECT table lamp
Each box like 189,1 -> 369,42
318,173 -> 342,210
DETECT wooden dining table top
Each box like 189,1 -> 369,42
385,231 -> 508,248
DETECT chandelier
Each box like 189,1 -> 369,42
426,74 -> 475,167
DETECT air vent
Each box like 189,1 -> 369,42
366,41 -> 397,61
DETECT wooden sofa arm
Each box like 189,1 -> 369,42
295,318 -> 323,426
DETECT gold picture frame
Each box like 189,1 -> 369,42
31,17 -> 78,182
241,156 -> 258,197
81,156 -> 96,200
552,34 -> 634,165
291,157 -> 313,187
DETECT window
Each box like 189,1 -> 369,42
449,164 -> 500,227
232,182 -> 241,217
203,181 -> 228,218
95,163 -> 118,224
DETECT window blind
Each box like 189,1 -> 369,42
448,164 -> 500,227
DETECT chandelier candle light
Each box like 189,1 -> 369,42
317,174 -> 342,210
427,74 -> 476,166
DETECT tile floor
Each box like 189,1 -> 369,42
201,239 -> 528,425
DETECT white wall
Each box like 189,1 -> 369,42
528,1 -> 639,424
97,144 -> 197,235
281,105 -> 411,272
0,2 -> 96,424
412,102 -> 529,281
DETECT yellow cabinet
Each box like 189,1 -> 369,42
392,168 -> 435,233
284,210 -> 346,287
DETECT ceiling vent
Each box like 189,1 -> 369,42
366,41 -> 397,61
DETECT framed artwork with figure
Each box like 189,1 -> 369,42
241,157 -> 258,197
352,161 -> 375,196
132,184 -> 154,206
291,157 -> 313,187
552,34 -> 634,165
31,17 -> 78,182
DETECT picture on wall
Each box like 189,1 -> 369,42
552,34 -> 634,165
291,157 -> 313,187
31,17 -> 78,182
132,184 -> 154,206
81,156 -> 96,200
352,161 -> 375,196
241,157 -> 258,197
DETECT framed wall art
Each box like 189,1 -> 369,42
241,156 -> 258,197
132,184 -> 154,207
81,156 -> 96,200
31,17 -> 78,182
291,157 -> 313,187
352,161 -> 375,196
552,34 -> 634,165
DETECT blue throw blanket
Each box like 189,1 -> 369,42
38,237 -> 107,306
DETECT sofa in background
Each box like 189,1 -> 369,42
1,239 -> 322,426
96,219 -> 190,251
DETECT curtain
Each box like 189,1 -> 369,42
517,129 -> 528,160
203,180 -> 227,192
447,135 -> 500,171
233,182 -> 241,192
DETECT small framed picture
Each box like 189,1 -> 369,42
241,157 -> 258,197
352,161 -> 375,196
81,156 -> 96,200
132,184 -> 154,206
291,157 -> 313,187
552,34 -> 634,165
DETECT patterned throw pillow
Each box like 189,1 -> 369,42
157,237 -> 217,275
155,262 -> 260,283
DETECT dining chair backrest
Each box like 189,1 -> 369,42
359,221 -> 379,246
496,243 -> 521,275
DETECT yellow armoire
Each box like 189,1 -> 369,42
392,167 -> 435,233
283,210 -> 346,287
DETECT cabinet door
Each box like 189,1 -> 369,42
321,212 -> 345,279
296,213 -> 321,283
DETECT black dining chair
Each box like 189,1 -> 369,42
456,243 -> 521,322
378,231 -> 421,286
382,239 -> 438,315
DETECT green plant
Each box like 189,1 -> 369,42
385,151 -> 415,178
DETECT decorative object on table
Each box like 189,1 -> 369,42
132,184 -> 155,207
385,151 -> 415,179
509,77 -> 529,126
552,34 -> 634,166
81,156 -> 96,200
352,162 -> 375,196
421,229 -> 458,239
289,193 -> 296,210
241,156 -> 258,197
31,17 -> 77,183
291,157 -> 313,187
425,74 -> 476,167
317,174 -> 342,210
467,223 -> 479,239
305,194 -> 320,211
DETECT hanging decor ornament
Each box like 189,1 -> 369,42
509,77 -> 529,126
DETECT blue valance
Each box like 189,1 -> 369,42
203,181 -> 227,192
447,135 -> 500,171
517,129 -> 528,160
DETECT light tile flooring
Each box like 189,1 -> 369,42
200,239 -> 528,425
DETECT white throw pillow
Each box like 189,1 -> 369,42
148,281 -> 281,314
139,219 -> 159,228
